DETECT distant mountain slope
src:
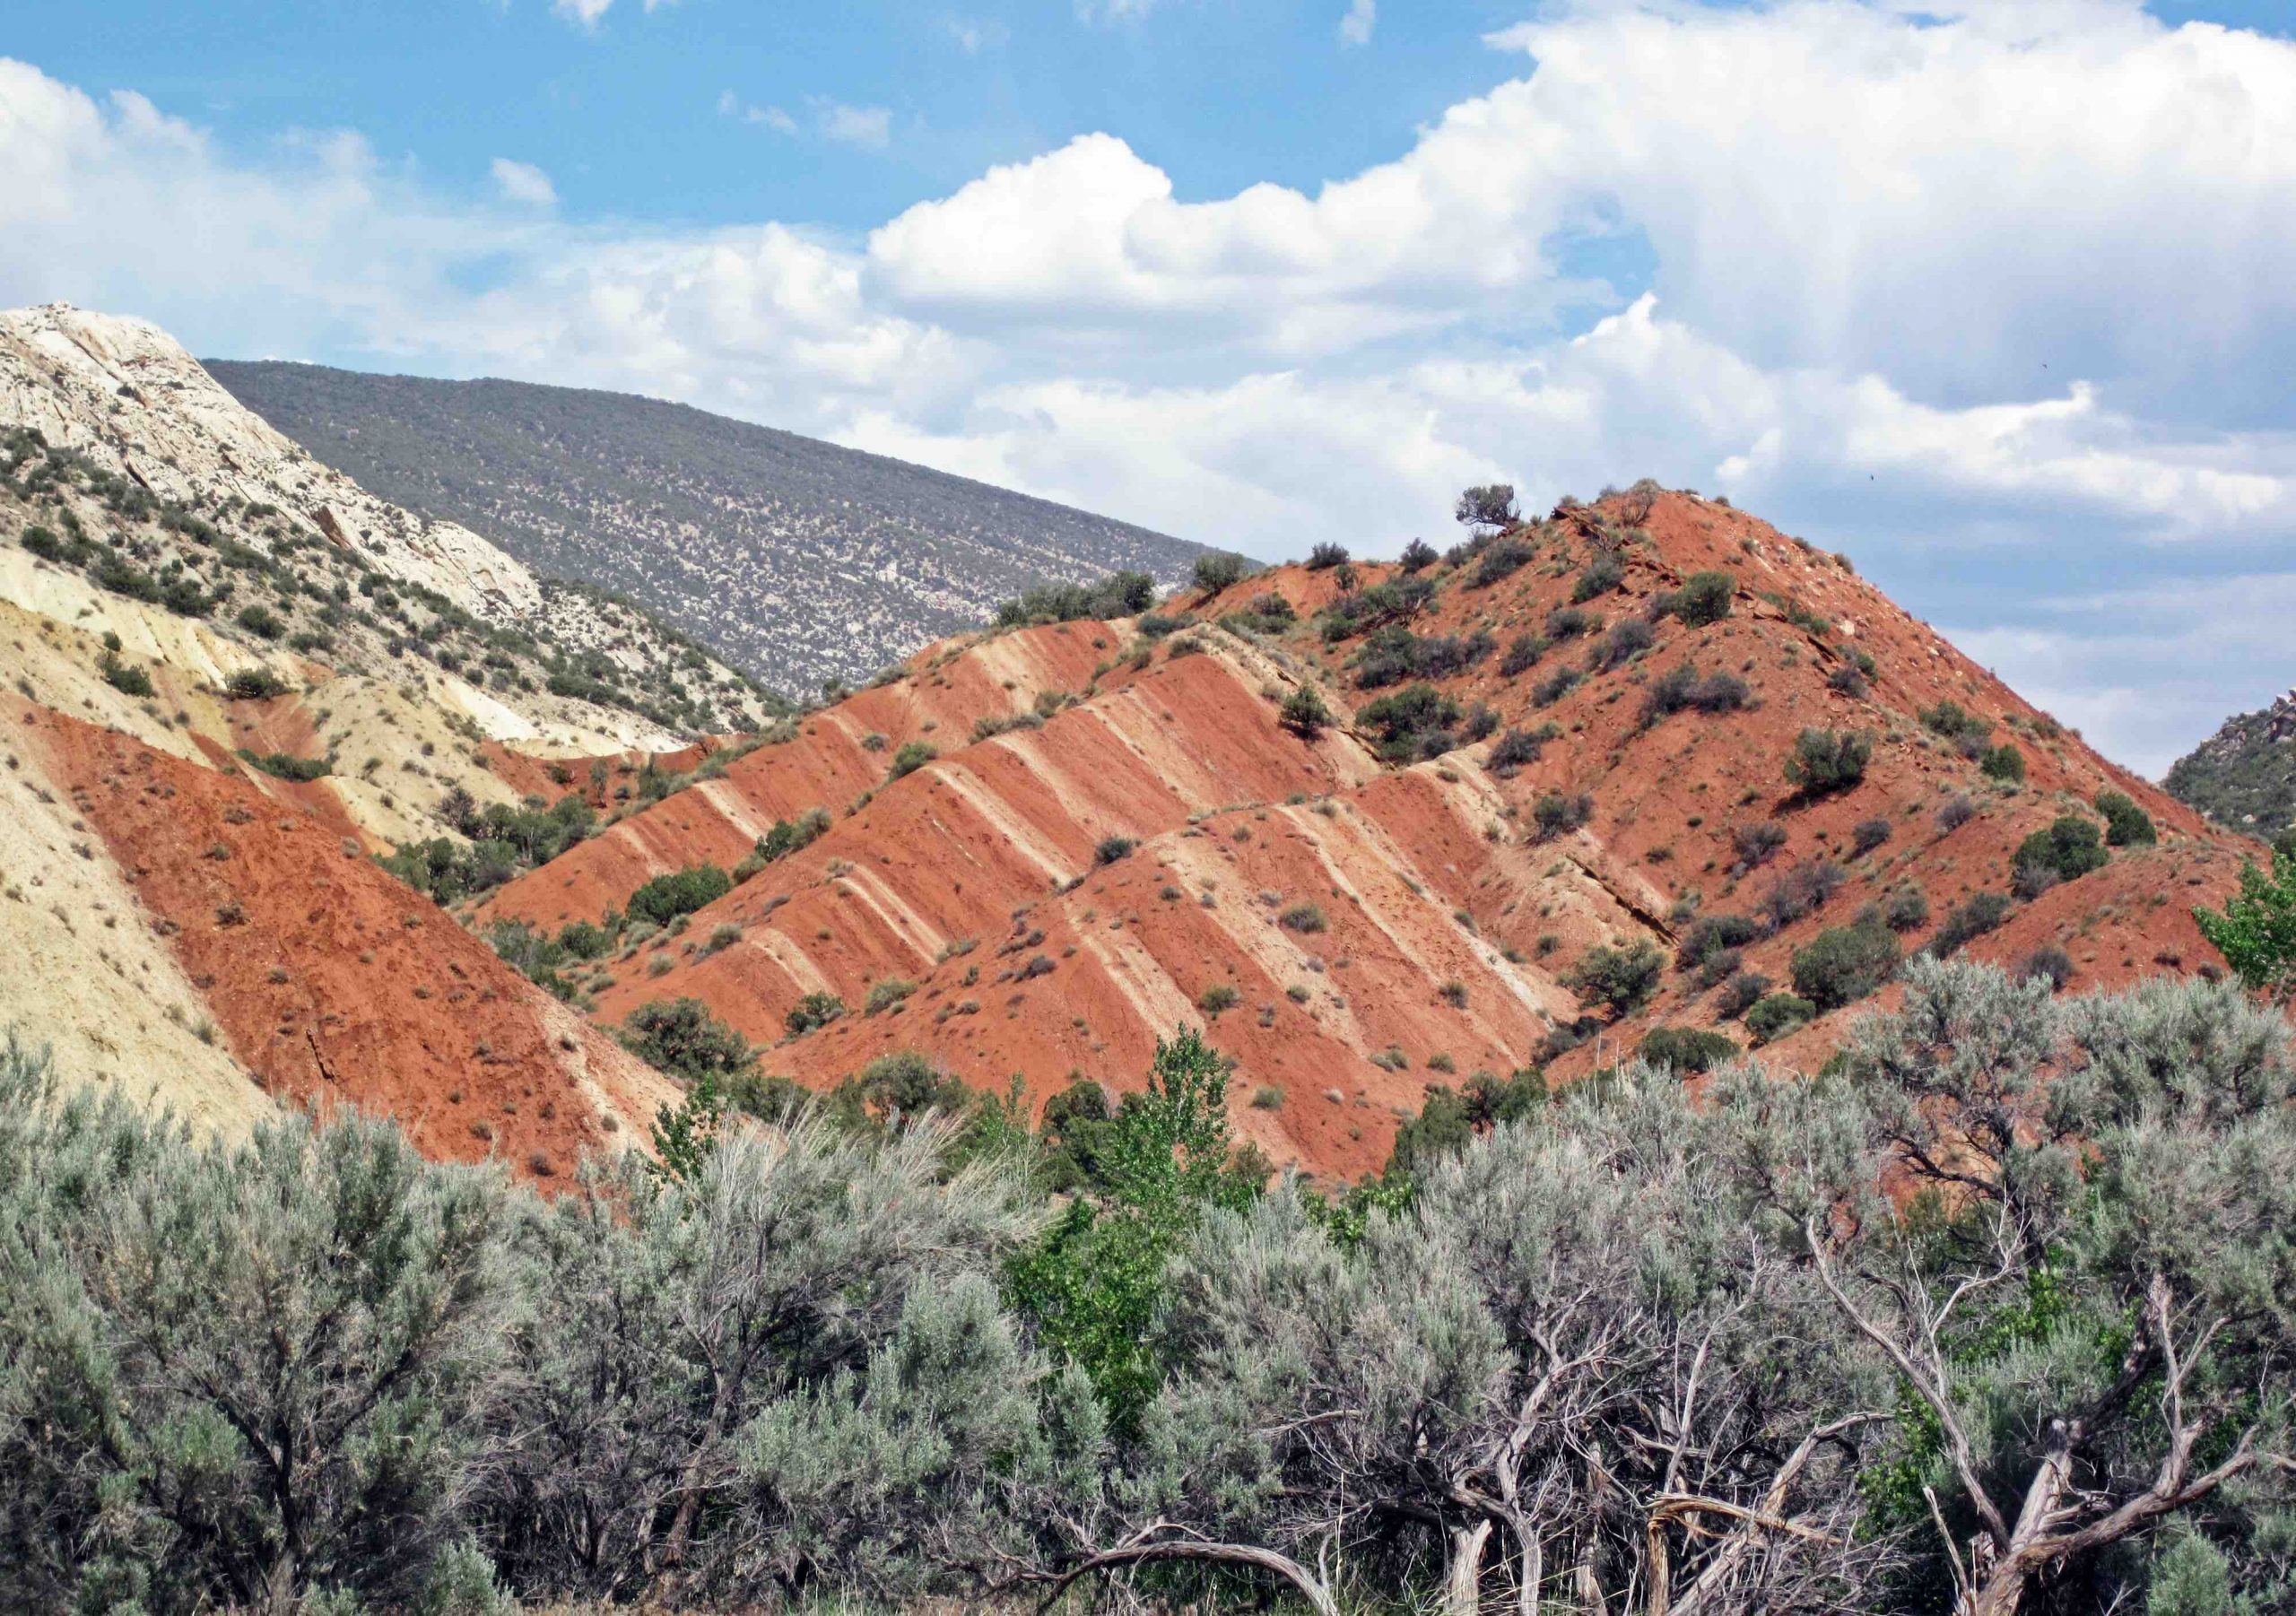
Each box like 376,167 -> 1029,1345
206,361 -> 1211,695
2167,688 -> 2296,840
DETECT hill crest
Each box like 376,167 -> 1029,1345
465,486 -> 2250,1179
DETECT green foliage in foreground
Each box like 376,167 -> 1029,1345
1004,1029 -> 1261,1431
2197,840 -> 2296,999
3,960 -> 2292,1614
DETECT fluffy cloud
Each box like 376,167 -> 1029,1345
1488,3 -> 2296,425
1340,0 -> 1376,48
4,2 -> 2295,772
489,158 -> 557,207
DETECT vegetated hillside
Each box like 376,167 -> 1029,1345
207,359 -> 1214,695
4,305 -> 774,738
472,487 -> 2250,1182
2168,687 -> 2296,840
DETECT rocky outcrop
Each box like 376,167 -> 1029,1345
0,304 -> 772,717
1,305 -> 542,621
2168,689 -> 2296,841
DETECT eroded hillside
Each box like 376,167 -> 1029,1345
0,305 -> 740,1169
460,488 -> 2250,1180
0,306 -> 2257,1186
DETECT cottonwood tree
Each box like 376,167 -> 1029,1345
1006,1027 -> 1259,1430
1719,960 -> 2296,1616
2197,840 -> 2296,1000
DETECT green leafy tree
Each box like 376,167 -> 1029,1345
1659,569 -> 1735,628
2094,788 -> 2158,847
1191,551 -> 1252,593
1565,938 -> 1665,1018
1005,1028 -> 1257,1429
623,997 -> 757,1082
785,990 -> 846,1036
1789,920 -> 1902,1012
626,863 -> 732,925
2196,843 -> 2296,998
649,1068 -> 730,1183
886,740 -> 937,781
1979,742 -> 2026,782
1452,483 -> 1519,535
2014,812 -> 2109,897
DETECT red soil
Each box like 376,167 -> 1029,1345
38,490 -> 2250,1188
477,619 -> 1152,932
584,644 -> 1383,1037
28,707 -> 666,1183
556,491 -> 2249,1179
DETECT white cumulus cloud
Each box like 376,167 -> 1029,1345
1340,0 -> 1375,47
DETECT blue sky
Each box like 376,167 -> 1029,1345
4,0 -> 2295,777
11,3 -> 1570,230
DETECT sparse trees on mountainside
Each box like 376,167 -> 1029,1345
993,569 -> 1158,628
1655,569 -> 1736,628
2094,788 -> 2157,847
2,959 -> 2290,1613
1277,682 -> 1332,738
1453,482 -> 1519,536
